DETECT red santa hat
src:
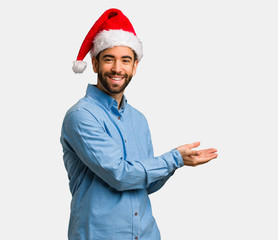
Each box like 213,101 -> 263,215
72,8 -> 143,73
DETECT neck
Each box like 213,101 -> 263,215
96,82 -> 124,110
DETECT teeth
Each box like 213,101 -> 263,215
111,77 -> 122,80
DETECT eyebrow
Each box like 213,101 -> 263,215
122,56 -> 133,60
102,54 -> 114,59
102,54 -> 133,60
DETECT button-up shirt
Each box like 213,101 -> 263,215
60,84 -> 184,240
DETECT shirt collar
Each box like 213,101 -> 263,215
86,84 -> 127,112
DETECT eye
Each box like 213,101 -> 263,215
104,58 -> 113,63
122,59 -> 131,63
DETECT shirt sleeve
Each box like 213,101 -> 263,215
145,124 -> 178,194
62,108 -> 184,192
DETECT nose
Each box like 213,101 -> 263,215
111,60 -> 122,74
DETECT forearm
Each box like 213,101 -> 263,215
72,142 -> 182,191
146,171 -> 175,194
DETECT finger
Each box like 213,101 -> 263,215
185,142 -> 200,149
197,148 -> 217,155
186,156 -> 213,167
197,153 -> 218,162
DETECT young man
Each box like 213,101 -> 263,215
60,8 -> 218,240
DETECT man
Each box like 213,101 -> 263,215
60,8 -> 218,240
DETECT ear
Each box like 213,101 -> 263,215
92,57 -> 98,73
132,60 -> 139,76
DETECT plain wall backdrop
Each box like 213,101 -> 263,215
1,0 -> 277,239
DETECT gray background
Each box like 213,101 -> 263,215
1,0 -> 277,239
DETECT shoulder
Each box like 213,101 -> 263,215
127,103 -> 146,119
126,103 -> 149,128
62,96 -> 103,127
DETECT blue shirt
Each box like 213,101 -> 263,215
60,84 -> 184,240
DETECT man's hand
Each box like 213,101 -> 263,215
177,142 -> 218,167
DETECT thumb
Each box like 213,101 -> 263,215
185,142 -> 200,149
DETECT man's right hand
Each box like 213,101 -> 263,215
177,142 -> 218,167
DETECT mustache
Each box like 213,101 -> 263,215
103,72 -> 128,78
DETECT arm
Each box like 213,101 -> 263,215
146,172 -> 174,195
62,109 -> 184,192
146,144 -> 218,194
146,143 -> 218,194
145,123 -> 177,194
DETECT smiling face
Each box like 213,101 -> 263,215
92,46 -> 138,97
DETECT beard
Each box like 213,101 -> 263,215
98,70 -> 133,94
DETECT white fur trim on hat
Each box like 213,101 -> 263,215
72,61 -> 87,73
91,30 -> 143,61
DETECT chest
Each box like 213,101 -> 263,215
100,112 -> 148,161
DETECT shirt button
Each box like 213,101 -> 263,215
135,212 -> 138,216
124,139 -> 127,143
135,237 -> 138,240
117,116 -> 121,120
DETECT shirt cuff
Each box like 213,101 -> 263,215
162,148 -> 184,173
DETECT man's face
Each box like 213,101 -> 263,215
92,46 -> 138,95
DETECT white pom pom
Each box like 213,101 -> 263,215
72,61 -> 87,73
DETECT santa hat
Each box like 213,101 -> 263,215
72,8 -> 143,73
